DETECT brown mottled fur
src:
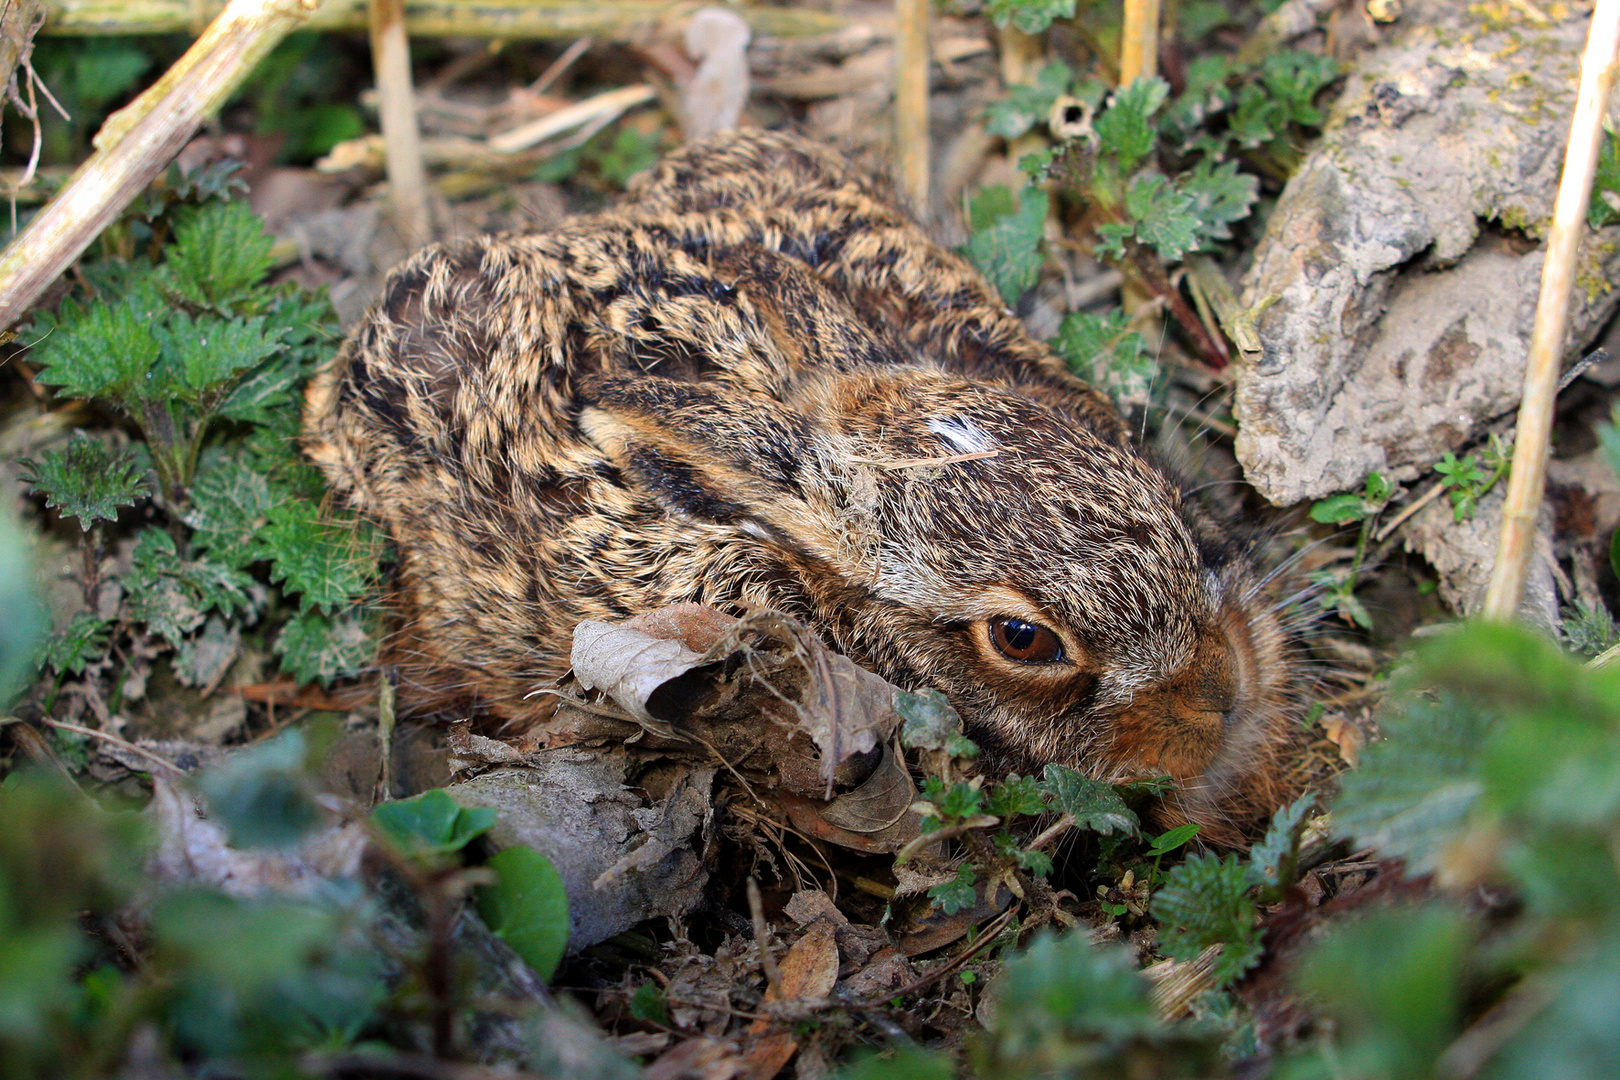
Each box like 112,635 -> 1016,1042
304,131 -> 1302,840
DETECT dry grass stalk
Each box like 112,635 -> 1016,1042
1482,1 -> 1620,620
894,0 -> 930,211
1119,0 -> 1161,82
0,0 -> 319,328
487,83 -> 655,153
368,0 -> 432,248
39,0 -> 844,42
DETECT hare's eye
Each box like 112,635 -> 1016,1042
988,617 -> 1065,664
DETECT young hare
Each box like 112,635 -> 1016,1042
304,131 -> 1304,838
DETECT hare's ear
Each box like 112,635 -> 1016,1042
577,374 -> 817,529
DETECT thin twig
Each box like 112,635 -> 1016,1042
487,84 -> 655,154
1483,1 -> 1620,620
37,716 -> 187,776
894,0 -> 930,211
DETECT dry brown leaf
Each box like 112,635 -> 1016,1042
1320,715 -> 1363,768
570,619 -> 715,728
739,920 -> 840,1080
646,1036 -> 744,1080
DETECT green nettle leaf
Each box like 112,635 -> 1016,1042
1487,927 -> 1620,1079
929,865 -> 979,915
1309,492 -> 1368,524
1180,158 -> 1259,244
984,62 -> 1074,140
984,0 -> 1077,35
1094,77 -> 1171,172
1150,851 -> 1262,987
1260,50 -> 1339,128
274,607 -> 375,687
261,500 -> 377,612
161,200 -> 277,310
21,431 -> 149,530
1245,792 -> 1316,896
1124,173 -> 1201,260
629,982 -> 670,1026
1294,905 -> 1471,1079
1037,764 -> 1140,836
371,788 -> 497,857
984,932 -> 1180,1067
476,845 -> 571,982
185,454 -> 275,569
31,297 -> 164,411
1589,126 -> 1620,228
124,528 -> 257,647
1331,691 -> 1492,875
39,611 -> 113,675
153,311 -> 286,403
964,185 -> 1049,305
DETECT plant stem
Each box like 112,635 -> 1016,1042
38,0 -> 843,41
1483,0 -> 1620,620
894,0 -> 931,213
1126,241 -> 1230,369
368,0 -> 433,249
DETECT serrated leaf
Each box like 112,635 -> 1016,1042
372,788 -> 496,857
1246,791 -> 1316,895
1094,78 -> 1170,173
984,0 -> 1077,34
987,775 -> 1046,818
1180,157 -> 1259,244
986,932 -> 1163,1054
984,62 -> 1074,140
1295,904 -> 1471,1077
1260,50 -> 1338,128
1038,764 -> 1140,836
274,607 -> 376,688
39,612 -> 112,675
152,312 -> 285,404
31,297 -> 165,412
185,454 -> 275,569
964,186 -> 1049,305
1227,82 -> 1284,148
1309,492 -> 1369,524
1125,173 -> 1201,261
261,500 -> 377,612
1050,309 -> 1155,408
476,846 -> 570,981
1150,851 -> 1262,987
1331,685 -> 1488,875
125,528 -> 256,647
929,866 -> 978,915
161,201 -> 276,311
21,432 -> 149,530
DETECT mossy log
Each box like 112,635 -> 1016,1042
39,0 -> 845,41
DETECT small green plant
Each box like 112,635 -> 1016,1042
1305,470 -> 1393,629
18,189 -> 381,705
1434,436 -> 1509,522
965,26 -> 1337,379
898,688 -> 1140,918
